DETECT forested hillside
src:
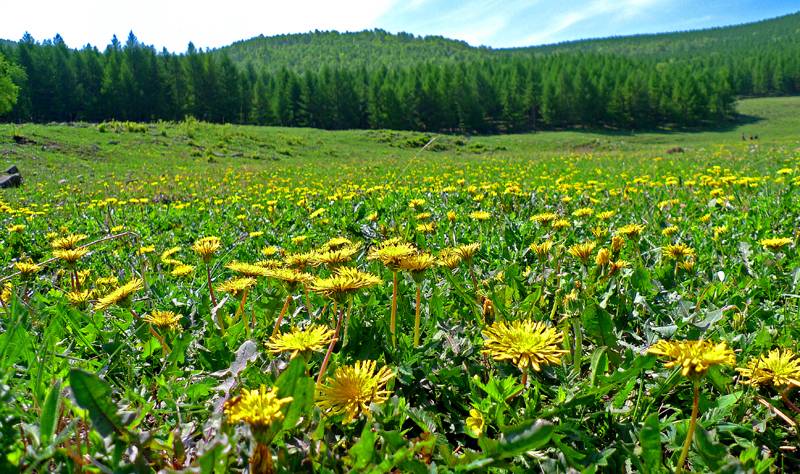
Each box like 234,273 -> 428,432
0,11 -> 798,132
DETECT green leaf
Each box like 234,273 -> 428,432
68,369 -> 126,438
39,380 -> 61,446
275,357 -> 314,432
589,347 -> 609,386
582,303 -> 618,350
348,423 -> 376,470
639,413 -> 663,474
495,419 -> 553,459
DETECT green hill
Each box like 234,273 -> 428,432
219,30 -> 487,72
219,11 -> 800,71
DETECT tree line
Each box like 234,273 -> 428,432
0,30 -> 781,132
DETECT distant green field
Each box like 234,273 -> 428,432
0,96 -> 798,472
1,96 -> 798,195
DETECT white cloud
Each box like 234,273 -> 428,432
0,0 -> 399,51
519,0 -> 665,45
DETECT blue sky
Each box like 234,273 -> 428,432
1,0 -> 798,51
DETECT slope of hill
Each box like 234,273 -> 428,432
525,11 -> 800,58
219,11 -> 800,71
220,29 -> 487,72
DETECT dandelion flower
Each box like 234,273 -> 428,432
193,236 -> 221,262
568,242 -> 596,263
663,243 -> 695,261
265,268 -> 314,286
482,320 -> 566,372
66,290 -> 91,307
454,243 -> 480,261
216,277 -> 257,297
224,385 -> 293,430
469,210 -> 491,221
14,261 -> 41,278
143,310 -> 182,331
316,360 -> 394,423
595,248 -> 611,266
648,339 -> 735,378
171,264 -> 195,277
227,261 -> 271,277
311,267 -> 381,300
531,212 -> 559,225
95,278 -> 144,310
266,324 -> 334,359
529,241 -> 553,259
312,243 -> 361,266
54,247 -> 89,265
397,253 -> 436,274
738,349 -> 800,388
616,224 -> 645,239
438,249 -> 463,269
368,242 -> 417,270
760,237 -> 792,251
51,233 -> 88,250
465,409 -> 485,437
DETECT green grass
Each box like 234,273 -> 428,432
0,97 -> 798,472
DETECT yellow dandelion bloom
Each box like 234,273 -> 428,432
648,339 -> 735,378
368,242 -> 417,270
529,241 -> 553,259
137,245 -> 156,255
416,222 -> 435,233
312,243 -> 361,267
595,248 -> 611,266
322,237 -> 352,251
552,218 -> 571,230
261,245 -> 282,258
760,237 -> 792,251
572,207 -> 594,218
285,251 -> 318,268
51,233 -> 88,250
663,243 -> 695,261
226,261 -> 271,277
530,212 -> 559,225
317,360 -> 394,423
596,210 -> 616,220
265,268 -> 315,286
14,261 -> 41,277
438,249 -> 463,269
95,278 -> 144,311
469,210 -> 491,221
662,225 -> 679,237
465,409 -> 485,437
216,277 -> 257,296
224,385 -> 293,430
311,267 -> 381,300
54,247 -> 89,265
609,259 -> 630,275
482,320 -> 567,372
171,264 -> 195,277
454,243 -> 480,261
266,324 -> 334,359
397,253 -> 436,274
66,290 -> 91,307
192,236 -> 221,261
143,310 -> 182,331
568,242 -> 596,263
738,349 -> 800,389
616,224 -> 645,239
160,246 -> 181,262
7,224 -> 26,233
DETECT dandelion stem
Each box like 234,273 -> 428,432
236,288 -> 248,322
304,283 -> 312,316
317,304 -> 344,386
251,441 -> 274,474
206,262 -> 217,307
271,294 -> 292,338
521,366 -> 528,387
413,284 -> 422,347
390,271 -> 398,349
469,264 -> 480,305
149,326 -> 170,356
781,388 -> 800,413
676,381 -> 700,474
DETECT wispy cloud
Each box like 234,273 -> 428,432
519,0 -> 666,45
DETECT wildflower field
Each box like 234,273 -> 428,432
1,97 -> 799,473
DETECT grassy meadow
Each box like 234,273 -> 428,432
0,96 -> 799,472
